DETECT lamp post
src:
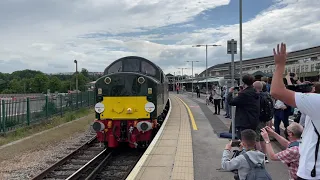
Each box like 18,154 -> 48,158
178,68 -> 188,92
74,60 -> 78,92
186,61 -> 199,97
193,44 -> 221,93
239,0 -> 243,80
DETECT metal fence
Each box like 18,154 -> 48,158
0,91 -> 96,133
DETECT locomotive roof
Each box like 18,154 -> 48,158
104,56 -> 165,81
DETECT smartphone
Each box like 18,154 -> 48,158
290,72 -> 295,77
231,141 -> 241,147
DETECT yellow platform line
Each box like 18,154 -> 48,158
175,96 -> 198,130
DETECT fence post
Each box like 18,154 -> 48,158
93,91 -> 96,106
88,91 -> 90,107
45,96 -> 48,118
27,98 -> 30,126
81,92 -> 83,107
2,100 -> 6,133
76,92 -> 79,109
60,95 -> 63,117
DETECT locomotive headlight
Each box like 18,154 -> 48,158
138,77 -> 145,84
104,77 -> 111,84
92,121 -> 105,132
136,121 -> 153,132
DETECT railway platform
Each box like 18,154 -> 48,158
127,92 -> 291,180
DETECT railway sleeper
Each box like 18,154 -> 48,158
109,159 -> 136,166
105,165 -> 128,171
44,171 -> 73,179
76,155 -> 96,160
42,178 -> 65,180
99,170 -> 127,178
69,159 -> 89,165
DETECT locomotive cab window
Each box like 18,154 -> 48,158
141,61 -> 156,76
108,61 -> 122,74
123,58 -> 140,72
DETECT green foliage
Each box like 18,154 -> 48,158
47,76 -> 62,93
81,68 -> 89,78
0,69 -> 100,94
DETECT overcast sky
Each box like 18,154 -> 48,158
0,0 -> 319,75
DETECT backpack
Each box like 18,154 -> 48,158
259,93 -> 274,122
243,153 -> 272,180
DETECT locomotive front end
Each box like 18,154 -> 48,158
92,73 -> 159,148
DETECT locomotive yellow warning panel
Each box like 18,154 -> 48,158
100,96 -> 152,120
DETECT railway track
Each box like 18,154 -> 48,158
32,136 -> 144,180
32,135 -> 104,180
85,149 -> 144,180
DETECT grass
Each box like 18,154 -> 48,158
0,108 -> 94,146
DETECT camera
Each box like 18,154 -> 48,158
231,141 -> 241,147
286,83 -> 313,93
234,86 -> 240,91
290,72 -> 295,77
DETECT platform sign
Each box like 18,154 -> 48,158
95,103 -> 105,113
145,102 -> 155,113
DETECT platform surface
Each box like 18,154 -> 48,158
180,92 -> 289,180
133,95 -> 194,180
129,92 -> 290,180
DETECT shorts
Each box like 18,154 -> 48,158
255,122 -> 267,142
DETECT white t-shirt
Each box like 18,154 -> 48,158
295,92 -> 320,179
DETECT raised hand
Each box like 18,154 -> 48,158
273,43 -> 287,67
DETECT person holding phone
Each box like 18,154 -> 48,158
227,74 -> 260,140
260,123 -> 303,180
221,129 -> 269,180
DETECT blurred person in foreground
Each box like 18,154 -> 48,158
227,74 -> 260,139
221,129 -> 270,180
270,43 -> 320,180
261,123 -> 303,180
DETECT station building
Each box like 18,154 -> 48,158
167,45 -> 320,91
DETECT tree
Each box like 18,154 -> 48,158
32,74 -> 49,93
81,68 -> 89,78
0,69 -> 96,93
9,79 -> 23,93
60,81 -> 71,92
47,76 -> 62,93
71,73 -> 89,91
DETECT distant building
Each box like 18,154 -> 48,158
198,45 -> 320,81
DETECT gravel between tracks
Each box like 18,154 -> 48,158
0,114 -> 95,180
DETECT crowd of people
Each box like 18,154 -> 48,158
219,43 -> 320,180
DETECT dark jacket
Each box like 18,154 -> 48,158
227,86 -> 260,129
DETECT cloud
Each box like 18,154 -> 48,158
0,0 -> 319,76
